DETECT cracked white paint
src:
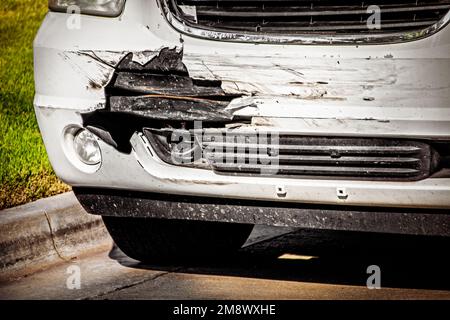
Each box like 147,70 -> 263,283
80,50 -> 129,67
130,46 -> 182,65
59,51 -> 116,90
181,53 -> 450,122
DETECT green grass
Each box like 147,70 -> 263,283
0,0 -> 70,209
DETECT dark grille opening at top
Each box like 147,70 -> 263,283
167,0 -> 450,35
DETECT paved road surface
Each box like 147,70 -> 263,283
1,226 -> 449,299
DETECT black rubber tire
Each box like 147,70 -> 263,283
102,216 -> 254,263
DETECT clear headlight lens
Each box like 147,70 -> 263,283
48,0 -> 126,17
73,129 -> 102,165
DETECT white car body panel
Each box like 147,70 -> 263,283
34,0 -> 450,209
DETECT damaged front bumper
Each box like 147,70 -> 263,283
34,1 -> 450,226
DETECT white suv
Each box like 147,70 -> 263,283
34,0 -> 450,262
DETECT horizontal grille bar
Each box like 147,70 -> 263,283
207,20 -> 435,31
202,142 -> 423,156
212,163 -> 421,177
194,4 -> 450,17
206,153 -> 421,166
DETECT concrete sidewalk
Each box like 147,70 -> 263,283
0,192 -> 112,282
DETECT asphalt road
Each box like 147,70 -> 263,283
1,225 -> 450,299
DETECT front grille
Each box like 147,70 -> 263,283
144,129 -> 435,181
166,0 -> 450,36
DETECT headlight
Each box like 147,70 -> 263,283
48,0 -> 126,17
73,129 -> 102,165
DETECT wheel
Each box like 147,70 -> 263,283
102,216 -> 254,263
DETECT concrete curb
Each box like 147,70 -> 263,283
0,192 -> 112,282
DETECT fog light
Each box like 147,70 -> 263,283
73,129 -> 102,165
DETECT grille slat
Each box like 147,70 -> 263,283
195,4 -> 450,17
207,153 -> 421,167
170,0 -> 450,35
205,20 -> 436,32
211,163 -> 421,177
202,142 -> 423,155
